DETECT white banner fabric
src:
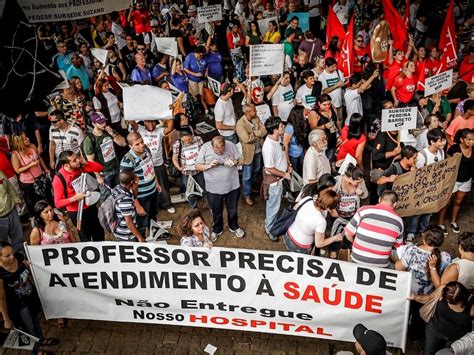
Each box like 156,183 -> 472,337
123,85 -> 173,120
17,0 -> 130,23
249,44 -> 285,77
26,243 -> 411,350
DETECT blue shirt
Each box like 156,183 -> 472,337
183,53 -> 207,83
171,72 -> 189,93
206,52 -> 223,80
152,63 -> 168,81
56,53 -> 72,73
66,65 -> 90,90
285,123 -> 303,158
131,67 -> 152,85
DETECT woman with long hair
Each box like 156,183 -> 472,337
333,164 -> 368,221
416,114 -> 441,151
245,20 -> 262,47
391,60 -> 417,107
336,113 -> 367,168
93,78 -> 122,132
106,48 -> 127,82
262,20 -> 281,44
179,210 -> 212,248
227,22 -> 246,82
437,129 -> 474,234
353,34 -> 369,74
283,105 -> 306,175
10,132 -> 50,216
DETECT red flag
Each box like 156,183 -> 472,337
339,16 -> 354,78
381,0 -> 408,51
437,0 -> 457,72
416,60 -> 426,91
403,0 -> 411,29
326,5 -> 346,48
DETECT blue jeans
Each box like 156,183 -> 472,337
207,188 -> 240,233
223,133 -> 239,144
19,303 -> 43,340
265,181 -> 283,235
283,233 -> 313,254
405,214 -> 432,235
289,155 -> 304,176
242,152 -> 262,198
326,147 -> 335,162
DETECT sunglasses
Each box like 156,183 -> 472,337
137,48 -> 146,51
50,119 -> 59,123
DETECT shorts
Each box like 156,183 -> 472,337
188,81 -> 204,97
453,179 -> 471,193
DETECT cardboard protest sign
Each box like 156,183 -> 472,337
249,44 -> 284,77
381,107 -> 417,132
123,85 -> 173,120
197,4 -> 222,23
26,242 -> 411,350
288,12 -> 309,31
257,16 -> 277,33
18,0 -> 129,23
392,154 -> 461,217
154,37 -> 178,57
424,69 -> 453,96
91,48 -> 108,65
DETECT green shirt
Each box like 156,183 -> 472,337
427,96 -> 452,121
0,171 -> 20,217
82,132 -> 118,171
283,40 -> 294,64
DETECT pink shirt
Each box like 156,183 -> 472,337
446,115 -> 474,142
15,148 -> 42,184
39,222 -> 72,245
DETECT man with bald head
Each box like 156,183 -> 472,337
120,132 -> 161,237
131,52 -> 152,85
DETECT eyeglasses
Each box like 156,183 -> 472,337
137,48 -> 146,51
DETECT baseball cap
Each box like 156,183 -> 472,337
187,5 -> 197,12
91,112 -> 107,124
221,83 -> 234,95
353,324 -> 387,355
150,19 -> 159,27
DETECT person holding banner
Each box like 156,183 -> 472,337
52,151 -> 104,242
170,58 -> 189,94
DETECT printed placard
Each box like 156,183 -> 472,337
424,69 -> 453,96
249,44 -> 284,77
18,0 -> 130,23
154,37 -> 178,57
392,154 -> 461,217
26,242 -> 411,350
381,107 -> 417,132
123,85 -> 173,120
197,4 -> 222,23
207,77 -> 221,97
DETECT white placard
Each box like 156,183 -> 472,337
25,242 -> 411,351
208,77 -> 221,97
257,16 -> 277,33
338,154 -> 358,175
154,37 -> 178,57
249,44 -> 284,77
381,107 -> 418,132
123,85 -> 173,120
91,48 -> 108,65
18,0 -> 130,23
2,329 -> 39,350
255,103 -> 272,124
424,69 -> 453,96
195,122 -> 216,134
197,4 -> 222,23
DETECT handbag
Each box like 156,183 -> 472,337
269,197 -> 313,237
419,285 -> 445,323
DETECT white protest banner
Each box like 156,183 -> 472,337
17,0 -> 129,23
91,48 -> 108,65
250,44 -> 284,77
256,103 -> 272,124
257,16 -> 277,33
154,37 -> 178,57
392,154 -> 461,217
207,77 -> 221,97
197,4 -> 222,23
424,69 -> 453,96
381,107 -> 417,132
123,85 -> 173,120
26,242 -> 411,350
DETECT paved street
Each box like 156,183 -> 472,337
2,189 -> 472,355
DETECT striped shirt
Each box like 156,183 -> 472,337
120,148 -> 157,199
49,124 -> 84,158
344,204 -> 404,268
113,185 -> 137,241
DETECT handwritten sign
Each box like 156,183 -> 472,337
256,103 -> 272,124
392,154 -> 461,217
424,69 -> 453,96
249,44 -> 284,77
197,4 -> 222,23
154,37 -> 178,57
381,107 -> 417,132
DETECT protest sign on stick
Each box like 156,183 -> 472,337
424,69 -> 453,96
91,48 -> 108,65
249,44 -> 284,77
154,37 -> 178,57
381,107 -> 417,132
123,85 -> 173,120
392,154 -> 461,217
197,5 -> 222,23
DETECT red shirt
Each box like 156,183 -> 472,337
337,126 -> 367,161
459,56 -> 474,84
425,57 -> 441,76
130,10 -> 150,34
393,74 -> 417,103
353,46 -> 368,73
0,152 -> 15,179
52,162 -> 103,212
385,58 -> 406,90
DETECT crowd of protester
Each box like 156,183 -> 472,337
0,0 -> 473,353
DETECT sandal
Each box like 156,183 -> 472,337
39,337 -> 60,346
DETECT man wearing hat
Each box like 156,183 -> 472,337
353,323 -> 387,355
82,112 -> 126,201
215,83 -> 238,144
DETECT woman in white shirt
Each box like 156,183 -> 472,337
93,78 -> 122,131
284,189 -> 342,255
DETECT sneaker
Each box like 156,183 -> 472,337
166,207 -> 176,214
210,231 -> 223,242
450,222 -> 460,234
406,233 -> 415,244
229,228 -> 245,238
438,224 -> 448,236
267,232 -> 279,242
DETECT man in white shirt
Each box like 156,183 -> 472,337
110,13 -> 127,51
262,116 -> 292,242
305,0 -> 322,39
344,70 -> 379,126
215,83 -> 238,144
295,70 -> 317,114
303,129 -> 331,185
319,57 -> 346,128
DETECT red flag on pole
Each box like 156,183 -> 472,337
403,0 -> 411,29
339,16 -> 355,78
416,60 -> 426,91
326,5 -> 346,48
381,0 -> 408,51
437,0 -> 457,72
